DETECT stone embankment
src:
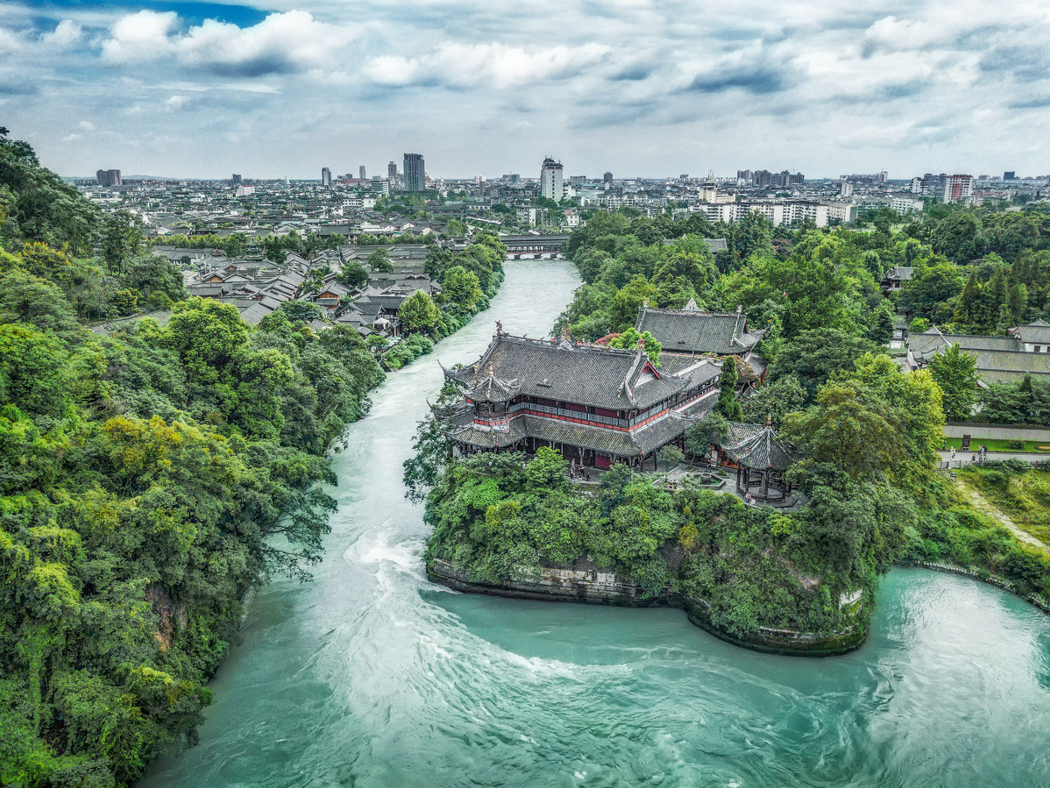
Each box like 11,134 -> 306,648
429,559 -> 866,657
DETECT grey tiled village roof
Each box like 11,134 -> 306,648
906,328 -> 1050,383
1015,319 -> 1050,346
636,307 -> 762,356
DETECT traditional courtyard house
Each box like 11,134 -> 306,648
441,328 -> 722,470
907,326 -> 1050,385
635,301 -> 767,383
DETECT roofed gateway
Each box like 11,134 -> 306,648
441,328 -> 722,470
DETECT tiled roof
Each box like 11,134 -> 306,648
444,334 -> 688,411
1015,320 -> 1050,345
724,423 -> 797,471
636,307 -> 762,355
908,330 -> 1019,363
883,266 -> 914,282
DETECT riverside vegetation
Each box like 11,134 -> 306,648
409,206 -> 1050,649
0,132 -> 393,786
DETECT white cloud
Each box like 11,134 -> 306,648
164,95 -> 189,112
42,20 -> 83,48
0,26 -> 22,54
101,10 -> 177,63
76,120 -> 95,131
101,10 -> 352,76
366,42 -> 611,89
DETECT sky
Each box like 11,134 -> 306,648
2,0 -> 1050,180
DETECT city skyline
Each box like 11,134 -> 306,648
3,1 -> 1049,178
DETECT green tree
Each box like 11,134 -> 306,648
741,375 -> 805,428
714,358 -> 743,419
441,265 -> 482,313
769,328 -> 879,402
367,248 -> 394,273
928,343 -> 979,422
100,210 -> 144,275
397,290 -> 440,332
608,327 -> 661,367
338,260 -> 369,289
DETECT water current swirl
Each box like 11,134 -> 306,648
140,260 -> 1050,788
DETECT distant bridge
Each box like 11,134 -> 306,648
499,234 -> 570,259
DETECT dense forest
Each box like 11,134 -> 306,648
412,203 -> 1050,644
0,131 -> 385,785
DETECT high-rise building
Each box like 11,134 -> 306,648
603,171 -> 613,186
321,167 -> 332,187
232,173 -> 242,184
388,161 -> 398,179
96,169 -> 122,186
1004,171 -> 1016,181
943,174 -> 974,204
359,165 -> 366,180
403,153 -> 425,191
540,157 -> 564,201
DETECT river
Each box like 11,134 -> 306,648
140,260 -> 1050,788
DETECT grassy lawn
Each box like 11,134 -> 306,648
944,436 -> 1050,453
958,466 -> 1050,546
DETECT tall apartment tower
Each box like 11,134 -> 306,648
540,157 -> 564,201
943,174 -> 974,204
359,165 -> 366,180
96,169 -> 122,186
403,153 -> 425,192
603,171 -> 613,186
232,173 -> 242,184
388,161 -> 398,179
321,167 -> 332,187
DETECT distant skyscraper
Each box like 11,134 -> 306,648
403,153 -> 425,192
321,167 -> 332,187
388,161 -> 397,179
1004,171 -> 1016,181
96,168 -> 121,186
943,174 -> 974,204
359,165 -> 366,180
540,157 -> 564,201
603,171 -> 613,186
232,173 -> 242,184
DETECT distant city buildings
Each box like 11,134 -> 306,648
603,171 -> 613,187
359,165 -> 367,180
388,161 -> 398,180
321,167 -> 332,187
540,157 -> 564,201
96,169 -> 121,186
232,173 -> 242,185
890,196 -> 924,216
736,169 -> 805,188
943,174 -> 974,204
403,153 -> 425,192
1004,171 -> 1016,181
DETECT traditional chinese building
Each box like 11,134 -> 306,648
441,329 -> 722,470
636,301 -> 767,382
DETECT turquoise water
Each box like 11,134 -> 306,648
139,261 -> 1050,788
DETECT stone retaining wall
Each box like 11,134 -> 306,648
429,559 -> 866,657
943,423 -> 1050,442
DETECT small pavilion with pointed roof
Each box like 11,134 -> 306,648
722,421 -> 797,502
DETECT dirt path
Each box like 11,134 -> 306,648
956,479 -> 1050,553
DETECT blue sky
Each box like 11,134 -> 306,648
2,0 -> 1049,179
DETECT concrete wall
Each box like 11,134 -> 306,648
944,423 -> 1050,442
